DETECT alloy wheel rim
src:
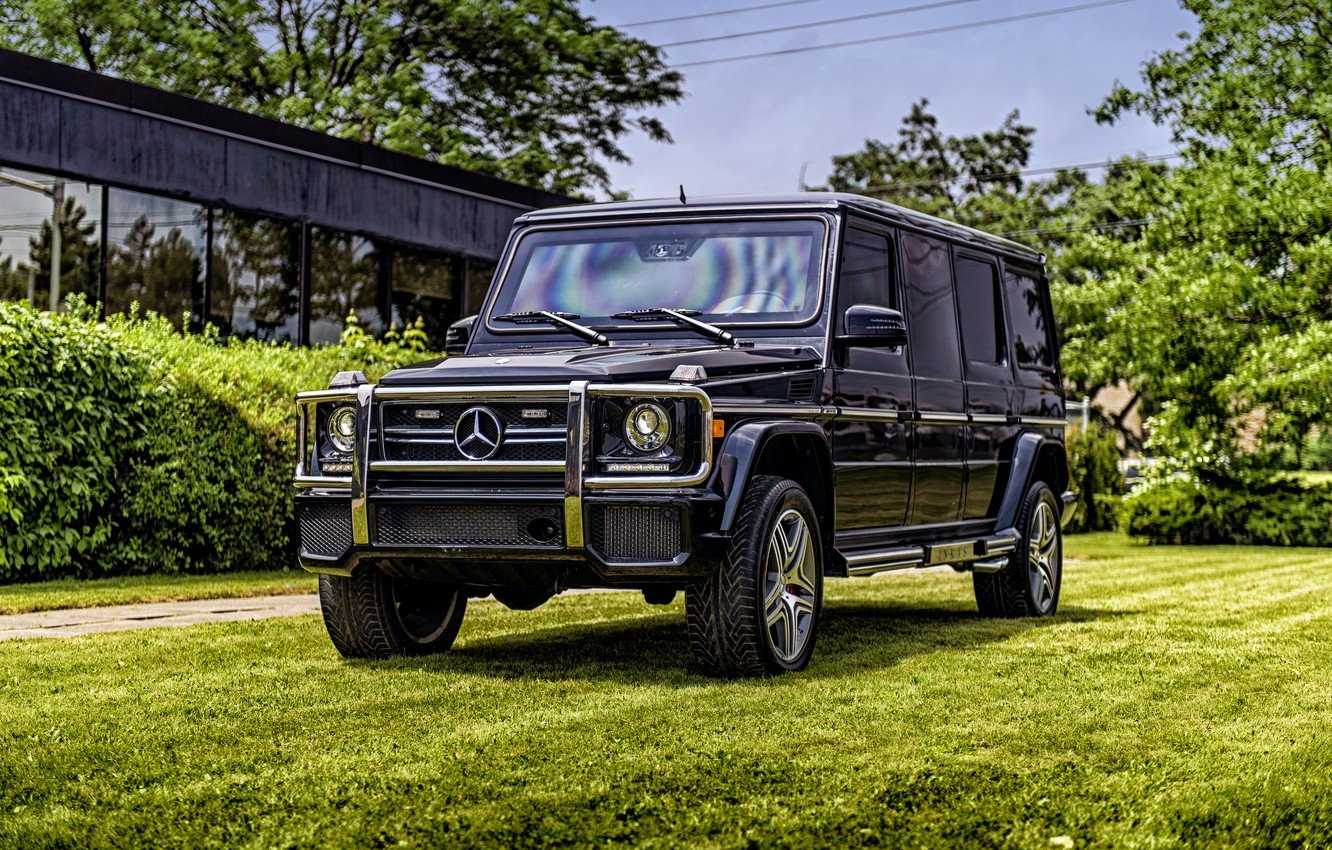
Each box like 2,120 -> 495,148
763,508 -> 818,663
1027,501 -> 1060,612
391,580 -> 456,644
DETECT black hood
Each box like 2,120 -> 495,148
377,342 -> 821,387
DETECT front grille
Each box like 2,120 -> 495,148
299,501 -> 353,559
380,401 -> 566,463
589,504 -> 683,563
374,503 -> 563,548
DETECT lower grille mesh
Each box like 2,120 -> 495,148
299,502 -> 353,559
374,503 -> 562,548
590,504 -> 683,563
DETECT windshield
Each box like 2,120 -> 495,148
488,218 -> 826,328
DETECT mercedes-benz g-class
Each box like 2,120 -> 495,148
295,193 -> 1075,676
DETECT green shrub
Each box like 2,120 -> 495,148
1123,474 -> 1332,546
0,300 -> 155,579
0,302 -> 436,582
1065,423 -> 1123,533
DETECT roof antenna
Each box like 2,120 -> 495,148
679,184 -> 687,205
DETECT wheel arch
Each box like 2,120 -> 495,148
995,432 -> 1070,532
714,421 -> 834,552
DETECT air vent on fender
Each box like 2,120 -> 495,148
787,375 -> 816,402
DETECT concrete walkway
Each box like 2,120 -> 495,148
0,594 -> 320,641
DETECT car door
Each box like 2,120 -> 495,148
953,248 -> 1017,519
901,232 -> 966,526
831,221 -> 912,534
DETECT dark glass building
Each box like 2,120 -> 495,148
0,49 -> 571,347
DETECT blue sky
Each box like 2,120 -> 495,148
579,0 -> 1197,199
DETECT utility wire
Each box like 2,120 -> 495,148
852,152 -> 1181,194
659,0 -> 992,48
671,0 -> 1140,68
613,0 -> 830,28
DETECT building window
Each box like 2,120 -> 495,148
209,211 -> 301,343
0,166 -> 102,309
105,188 -> 205,328
391,246 -> 460,349
464,257 -> 497,315
309,227 -> 385,345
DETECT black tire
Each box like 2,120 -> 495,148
974,481 -> 1062,617
685,476 -> 824,677
318,572 -> 467,659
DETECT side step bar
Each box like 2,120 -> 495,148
843,529 -> 1020,577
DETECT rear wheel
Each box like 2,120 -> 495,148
974,481 -> 1062,617
318,572 -> 467,658
686,476 -> 823,677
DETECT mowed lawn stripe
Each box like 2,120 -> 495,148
2,533 -> 1332,849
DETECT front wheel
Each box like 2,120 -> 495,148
686,476 -> 824,677
318,572 -> 467,658
974,481 -> 1062,617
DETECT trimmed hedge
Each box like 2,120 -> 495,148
1065,422 -> 1123,533
1123,474 -> 1332,547
1,300 -> 435,582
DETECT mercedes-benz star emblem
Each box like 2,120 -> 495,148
453,407 -> 504,461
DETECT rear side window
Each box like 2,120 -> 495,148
954,256 -> 1006,366
1004,270 -> 1054,370
903,234 -> 961,379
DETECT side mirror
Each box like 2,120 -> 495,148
839,305 -> 907,347
444,314 -> 477,355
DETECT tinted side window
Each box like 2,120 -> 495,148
903,234 -> 961,379
1004,270 -> 1054,369
836,227 -> 894,324
955,256 -> 1005,365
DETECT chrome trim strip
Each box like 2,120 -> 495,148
845,546 -> 925,576
917,410 -> 971,425
712,403 -> 833,418
836,407 -> 904,423
371,460 -> 565,473
350,384 -> 374,546
294,475 -> 352,490
1020,416 -> 1068,427
969,413 -> 1009,425
295,388 -> 360,404
564,381 -> 590,548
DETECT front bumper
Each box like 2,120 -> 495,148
293,381 -> 719,585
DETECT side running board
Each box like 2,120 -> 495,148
843,529 -> 1020,577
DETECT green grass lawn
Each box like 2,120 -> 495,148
3,532 -> 1330,849
0,570 -> 315,615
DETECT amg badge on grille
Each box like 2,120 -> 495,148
414,409 -> 442,420
521,408 -> 549,420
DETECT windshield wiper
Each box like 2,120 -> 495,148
494,310 -> 609,346
610,307 -> 737,347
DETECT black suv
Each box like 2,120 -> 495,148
295,193 -> 1074,676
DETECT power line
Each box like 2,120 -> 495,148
852,151 -> 1181,194
613,0 -> 830,28
671,0 -> 1141,68
659,0 -> 992,48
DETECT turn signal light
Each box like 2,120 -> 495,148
712,418 -> 726,439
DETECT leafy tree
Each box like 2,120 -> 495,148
1079,0 -> 1332,467
0,0 -> 682,195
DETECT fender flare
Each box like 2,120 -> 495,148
995,432 -> 1071,532
714,420 -> 831,533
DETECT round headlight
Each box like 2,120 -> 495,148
624,402 -> 671,452
327,406 -> 358,454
